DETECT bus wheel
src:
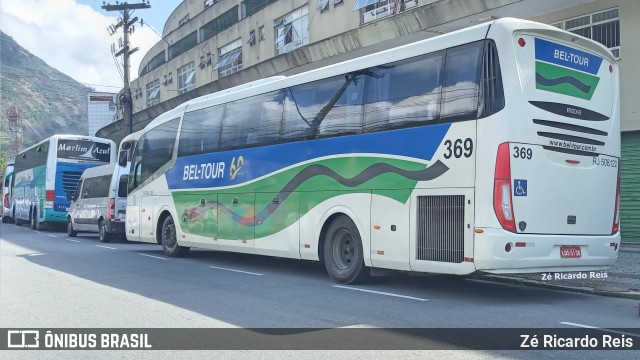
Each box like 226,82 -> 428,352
36,220 -> 45,231
67,218 -> 77,237
161,215 -> 190,257
323,215 -> 369,284
98,221 -> 111,243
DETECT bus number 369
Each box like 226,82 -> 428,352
444,138 -> 473,159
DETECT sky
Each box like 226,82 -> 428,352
0,0 -> 178,93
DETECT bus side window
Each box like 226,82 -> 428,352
129,134 -> 146,194
135,118 -> 179,186
219,91 -> 283,150
363,51 -> 444,132
440,42 -> 483,122
178,105 -> 223,157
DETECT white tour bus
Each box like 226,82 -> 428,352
2,162 -> 15,223
125,18 -> 620,283
13,135 -> 116,230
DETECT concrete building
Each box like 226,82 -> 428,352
97,0 -> 639,241
87,92 -> 117,136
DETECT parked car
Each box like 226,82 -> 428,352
67,162 -> 129,242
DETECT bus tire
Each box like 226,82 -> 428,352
36,220 -> 45,231
98,221 -> 111,243
323,215 -> 369,284
161,215 -> 190,258
67,218 -> 77,237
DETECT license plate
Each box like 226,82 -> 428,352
560,246 -> 582,258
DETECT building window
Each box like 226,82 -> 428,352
146,79 -> 160,107
274,6 -> 309,56
248,30 -> 256,45
214,39 -> 242,78
169,31 -> 197,60
241,0 -> 278,19
259,25 -> 265,41
352,0 -> 412,24
178,14 -> 190,27
177,62 -> 195,94
199,6 -> 239,42
554,8 -> 620,58
317,0 -> 329,12
140,50 -> 165,76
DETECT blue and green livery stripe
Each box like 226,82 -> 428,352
535,62 -> 600,100
534,38 -> 602,100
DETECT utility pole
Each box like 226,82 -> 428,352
102,1 -> 151,135
6,105 -> 23,159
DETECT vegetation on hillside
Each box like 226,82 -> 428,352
0,31 -> 92,157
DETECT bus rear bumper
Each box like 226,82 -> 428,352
473,228 -> 620,274
43,209 -> 69,223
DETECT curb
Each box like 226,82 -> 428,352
475,274 -> 640,300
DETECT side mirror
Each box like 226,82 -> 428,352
118,150 -> 128,167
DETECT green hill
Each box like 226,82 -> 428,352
0,30 -> 91,155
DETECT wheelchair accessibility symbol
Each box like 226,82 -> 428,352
514,179 -> 527,197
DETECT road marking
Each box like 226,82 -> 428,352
560,322 -> 640,337
208,265 -> 264,276
138,253 -> 168,261
27,253 -> 45,257
559,322 -> 597,329
96,245 -> 117,250
66,239 -> 81,243
47,234 -> 58,238
333,285 -> 429,302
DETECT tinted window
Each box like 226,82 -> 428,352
440,42 -> 483,121
129,118 -> 179,192
178,105 -> 224,156
479,40 -> 505,118
73,180 -> 83,201
284,74 -> 364,139
363,51 -> 444,132
219,91 -> 284,150
81,175 -> 111,199
15,141 -> 49,174
117,175 -> 128,197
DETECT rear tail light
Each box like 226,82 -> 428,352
612,163 -> 621,234
46,190 -> 55,202
4,193 -> 9,208
108,198 -> 115,220
494,143 -> 516,232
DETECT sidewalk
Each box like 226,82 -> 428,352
477,244 -> 640,300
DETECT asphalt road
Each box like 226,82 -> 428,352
1,222 -> 638,359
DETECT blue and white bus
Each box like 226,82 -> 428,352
13,135 -> 115,230
126,18 -> 620,283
